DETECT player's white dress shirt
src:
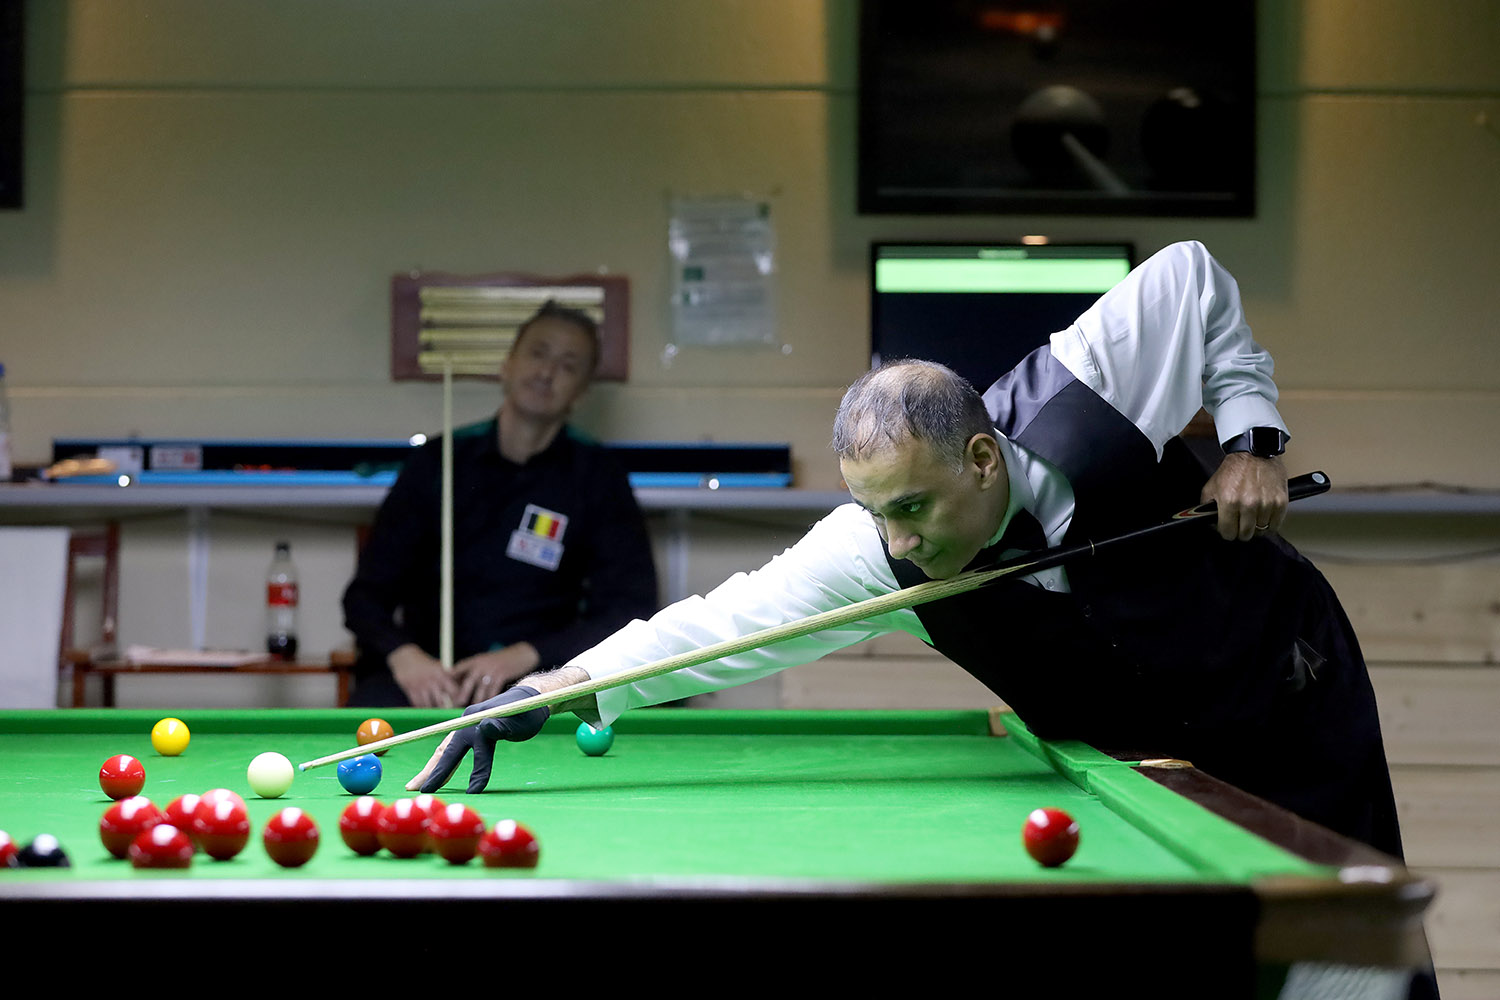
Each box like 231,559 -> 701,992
571,241 -> 1288,725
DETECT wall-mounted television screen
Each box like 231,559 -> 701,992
858,2 -> 1256,217
871,242 -> 1134,392
0,0 -> 21,210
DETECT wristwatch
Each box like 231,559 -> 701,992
1222,427 -> 1287,458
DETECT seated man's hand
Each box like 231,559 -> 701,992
388,644 -> 460,708
451,643 -> 541,705
1202,453 -> 1289,541
405,686 -> 550,794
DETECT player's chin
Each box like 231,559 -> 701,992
909,556 -> 953,580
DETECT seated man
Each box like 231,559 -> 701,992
342,301 -> 658,708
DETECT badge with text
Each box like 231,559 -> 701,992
506,504 -> 569,571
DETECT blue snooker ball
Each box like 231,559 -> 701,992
337,753 -> 382,795
575,722 -> 614,757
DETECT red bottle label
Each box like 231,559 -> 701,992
267,582 -> 298,606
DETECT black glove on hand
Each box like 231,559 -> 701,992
418,686 -> 550,794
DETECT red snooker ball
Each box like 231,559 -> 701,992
338,797 -> 384,856
99,754 -> 146,800
163,794 -> 203,839
478,819 -> 540,869
412,794 -> 446,853
1022,807 -> 1080,867
129,824 -> 195,869
199,788 -> 247,813
0,830 -> 19,867
263,808 -> 319,868
100,796 -> 165,859
191,797 -> 251,861
427,803 -> 487,865
376,798 -> 431,859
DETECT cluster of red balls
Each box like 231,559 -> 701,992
338,794 -> 538,868
97,752 -> 318,868
95,752 -> 536,870
99,789 -> 318,868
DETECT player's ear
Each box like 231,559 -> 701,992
967,433 -> 1003,487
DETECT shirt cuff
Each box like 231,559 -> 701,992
594,684 -> 631,728
1213,395 -> 1289,446
353,633 -> 407,673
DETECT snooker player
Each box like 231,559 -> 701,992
409,242 -> 1404,864
342,300 -> 658,709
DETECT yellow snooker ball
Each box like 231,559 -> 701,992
151,717 -> 190,756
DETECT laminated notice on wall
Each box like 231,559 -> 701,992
668,196 -> 777,349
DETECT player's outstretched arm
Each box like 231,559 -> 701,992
405,666 -> 597,794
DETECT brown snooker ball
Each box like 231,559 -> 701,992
356,718 -> 395,756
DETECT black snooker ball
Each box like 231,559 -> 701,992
16,834 -> 71,868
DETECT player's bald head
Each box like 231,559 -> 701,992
832,360 -> 994,471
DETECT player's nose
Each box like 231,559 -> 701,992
887,528 -> 921,559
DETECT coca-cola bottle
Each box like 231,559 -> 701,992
0,362 -> 13,481
266,541 -> 299,660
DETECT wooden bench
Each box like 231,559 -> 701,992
63,649 -> 356,708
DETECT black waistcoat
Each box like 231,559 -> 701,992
885,348 -> 1323,748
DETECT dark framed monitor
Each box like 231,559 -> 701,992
0,0 -> 20,210
858,1 -> 1256,217
871,241 -> 1134,391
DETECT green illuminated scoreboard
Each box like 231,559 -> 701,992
870,242 -> 1133,390
875,245 -> 1132,294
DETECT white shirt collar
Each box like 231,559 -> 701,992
988,430 -> 1076,550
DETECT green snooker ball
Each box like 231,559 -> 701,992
575,723 -> 614,757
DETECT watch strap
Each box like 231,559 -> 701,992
1223,427 -> 1287,458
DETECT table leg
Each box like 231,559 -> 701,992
187,506 -> 209,651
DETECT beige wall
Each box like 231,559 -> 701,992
2,1 -> 1497,489
3,2 -> 1499,994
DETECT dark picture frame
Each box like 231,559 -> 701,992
858,1 -> 1257,218
0,0 -> 23,210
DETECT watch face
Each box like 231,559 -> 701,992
1249,427 -> 1285,456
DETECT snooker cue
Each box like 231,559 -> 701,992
300,470 -> 1331,772
440,355 -> 454,671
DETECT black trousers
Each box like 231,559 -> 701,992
345,668 -> 414,708
1178,574 -> 1405,861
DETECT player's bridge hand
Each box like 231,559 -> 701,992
405,686 -> 551,795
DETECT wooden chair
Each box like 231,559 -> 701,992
58,522 -> 120,699
61,522 -> 354,707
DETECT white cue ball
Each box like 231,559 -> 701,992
247,751 -> 295,799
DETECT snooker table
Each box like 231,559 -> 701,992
0,707 -> 1431,992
